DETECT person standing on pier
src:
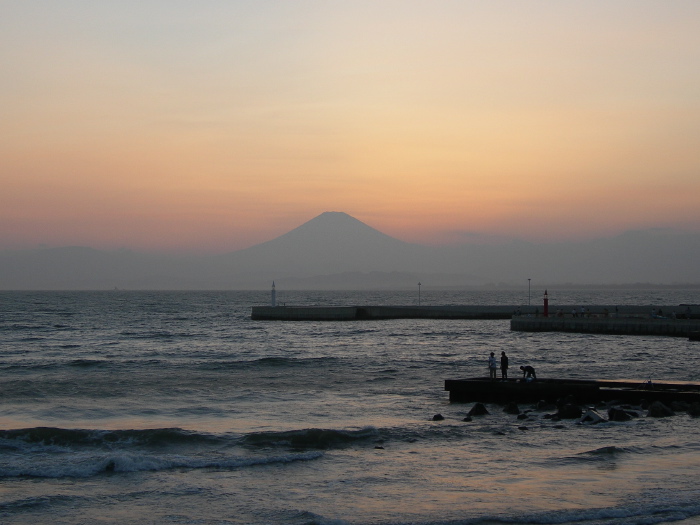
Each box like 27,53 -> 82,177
500,351 -> 509,380
488,352 -> 498,380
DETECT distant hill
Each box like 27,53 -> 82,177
1,212 -> 699,289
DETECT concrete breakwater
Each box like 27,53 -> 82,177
251,304 -> 696,322
445,377 -> 700,404
511,316 -> 700,337
250,305 -> 519,321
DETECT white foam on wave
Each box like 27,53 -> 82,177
497,498 -> 700,525
0,450 -> 324,479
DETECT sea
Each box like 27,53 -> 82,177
1,289 -> 699,525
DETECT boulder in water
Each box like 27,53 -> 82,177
608,407 -> 633,421
687,403 -> 700,417
579,409 -> 606,425
432,414 -> 445,421
503,402 -> 520,415
536,400 -> 556,411
647,401 -> 674,418
557,404 -> 583,419
557,395 -> 577,408
468,403 -> 490,416
671,401 -> 690,412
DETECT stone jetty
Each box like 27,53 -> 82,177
251,305 -> 521,321
445,377 -> 700,405
511,313 -> 700,338
250,303 -> 700,338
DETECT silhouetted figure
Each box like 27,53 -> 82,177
520,365 -> 536,380
500,351 -> 509,379
488,352 -> 497,380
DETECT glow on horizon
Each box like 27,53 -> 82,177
1,1 -> 699,253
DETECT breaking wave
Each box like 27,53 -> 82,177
0,426 -> 323,479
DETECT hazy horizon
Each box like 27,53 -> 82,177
2,210 -> 700,256
2,2 -> 700,255
2,211 -> 699,290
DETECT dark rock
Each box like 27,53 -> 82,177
517,414 -> 529,420
557,404 -> 583,419
554,425 -> 565,429
536,400 -> 556,411
518,426 -> 528,431
543,413 -> 554,419
463,416 -> 472,422
374,446 -> 384,449
432,414 -> 445,421
647,401 -> 675,418
557,395 -> 577,408
688,403 -> 700,417
503,402 -> 520,415
602,400 -> 624,408
579,409 -> 606,424
468,403 -> 490,416
608,407 -> 632,422
671,401 -> 690,412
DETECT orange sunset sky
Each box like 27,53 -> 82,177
2,1 -> 699,253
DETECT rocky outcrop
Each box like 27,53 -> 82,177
647,401 -> 675,417
579,409 -> 606,424
557,404 -> 583,419
468,403 -> 490,416
536,400 -> 556,411
608,407 -> 633,421
670,401 -> 690,413
503,402 -> 520,415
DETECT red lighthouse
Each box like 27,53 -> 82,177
543,289 -> 549,318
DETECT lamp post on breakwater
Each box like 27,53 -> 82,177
418,282 -> 422,306
528,279 -> 531,306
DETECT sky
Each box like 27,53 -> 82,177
2,1 -> 699,253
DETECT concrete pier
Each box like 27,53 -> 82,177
251,305 -> 521,321
445,377 -> 700,404
511,316 -> 700,338
251,304 -> 696,323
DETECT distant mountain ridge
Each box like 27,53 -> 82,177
1,212 -> 699,290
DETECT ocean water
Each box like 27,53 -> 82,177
1,289 -> 699,525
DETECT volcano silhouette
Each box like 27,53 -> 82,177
214,212 -> 434,281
